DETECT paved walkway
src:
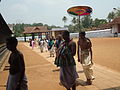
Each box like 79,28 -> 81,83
0,42 -> 120,90
24,42 -> 120,90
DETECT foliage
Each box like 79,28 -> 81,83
13,23 -> 24,37
12,23 -> 61,37
12,8 -> 120,37
67,15 -> 107,32
81,15 -> 92,28
107,7 -> 120,22
107,11 -> 115,22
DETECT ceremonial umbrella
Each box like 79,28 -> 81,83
67,6 -> 92,31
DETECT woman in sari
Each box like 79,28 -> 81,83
56,31 -> 78,90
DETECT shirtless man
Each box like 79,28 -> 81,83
77,31 -> 94,85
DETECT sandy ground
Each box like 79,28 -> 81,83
0,37 -> 120,90
0,42 -> 87,90
74,37 -> 120,73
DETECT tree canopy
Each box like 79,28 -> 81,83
11,7 -> 120,36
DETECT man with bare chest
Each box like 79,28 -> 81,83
77,31 -> 95,85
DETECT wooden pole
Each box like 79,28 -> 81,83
78,15 -> 81,32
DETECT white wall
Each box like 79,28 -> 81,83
112,24 -> 118,33
70,29 -> 113,38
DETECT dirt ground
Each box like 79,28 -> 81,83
74,37 -> 120,73
0,37 -> 120,90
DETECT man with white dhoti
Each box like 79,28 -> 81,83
56,31 -> 79,90
77,31 -> 95,85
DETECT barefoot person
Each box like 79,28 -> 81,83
56,31 -> 78,90
6,37 -> 28,90
77,31 -> 95,85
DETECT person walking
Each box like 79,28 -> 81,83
77,31 -> 95,85
56,31 -> 79,90
31,39 -> 35,50
6,37 -> 28,90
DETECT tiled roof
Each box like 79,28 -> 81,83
110,16 -> 120,25
23,26 -> 49,34
0,13 -> 13,34
98,23 -> 111,29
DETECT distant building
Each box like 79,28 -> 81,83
98,23 -> 111,30
23,26 -> 49,41
50,27 -> 68,38
110,16 -> 120,33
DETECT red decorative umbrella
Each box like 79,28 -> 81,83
67,6 -> 92,32
67,6 -> 92,16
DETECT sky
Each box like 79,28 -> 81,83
0,0 -> 120,27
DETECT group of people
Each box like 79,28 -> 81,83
5,30 -> 94,90
29,37 -> 56,57
54,31 -> 95,90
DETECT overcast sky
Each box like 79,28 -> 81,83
0,0 -> 120,27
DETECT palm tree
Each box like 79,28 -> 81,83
62,16 -> 67,27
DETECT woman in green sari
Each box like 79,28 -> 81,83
56,31 -> 78,90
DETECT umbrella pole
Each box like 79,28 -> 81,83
78,15 -> 81,33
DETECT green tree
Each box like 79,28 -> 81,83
99,19 -> 107,24
81,15 -> 92,28
115,8 -> 120,17
32,23 -> 43,26
67,24 -> 75,33
107,11 -> 115,22
13,23 -> 25,37
93,18 -> 101,27
71,17 -> 77,25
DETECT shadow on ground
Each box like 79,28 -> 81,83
76,79 -> 91,86
102,86 -> 120,90
77,70 -> 84,73
0,85 -> 6,87
3,66 -> 9,71
52,68 -> 60,72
